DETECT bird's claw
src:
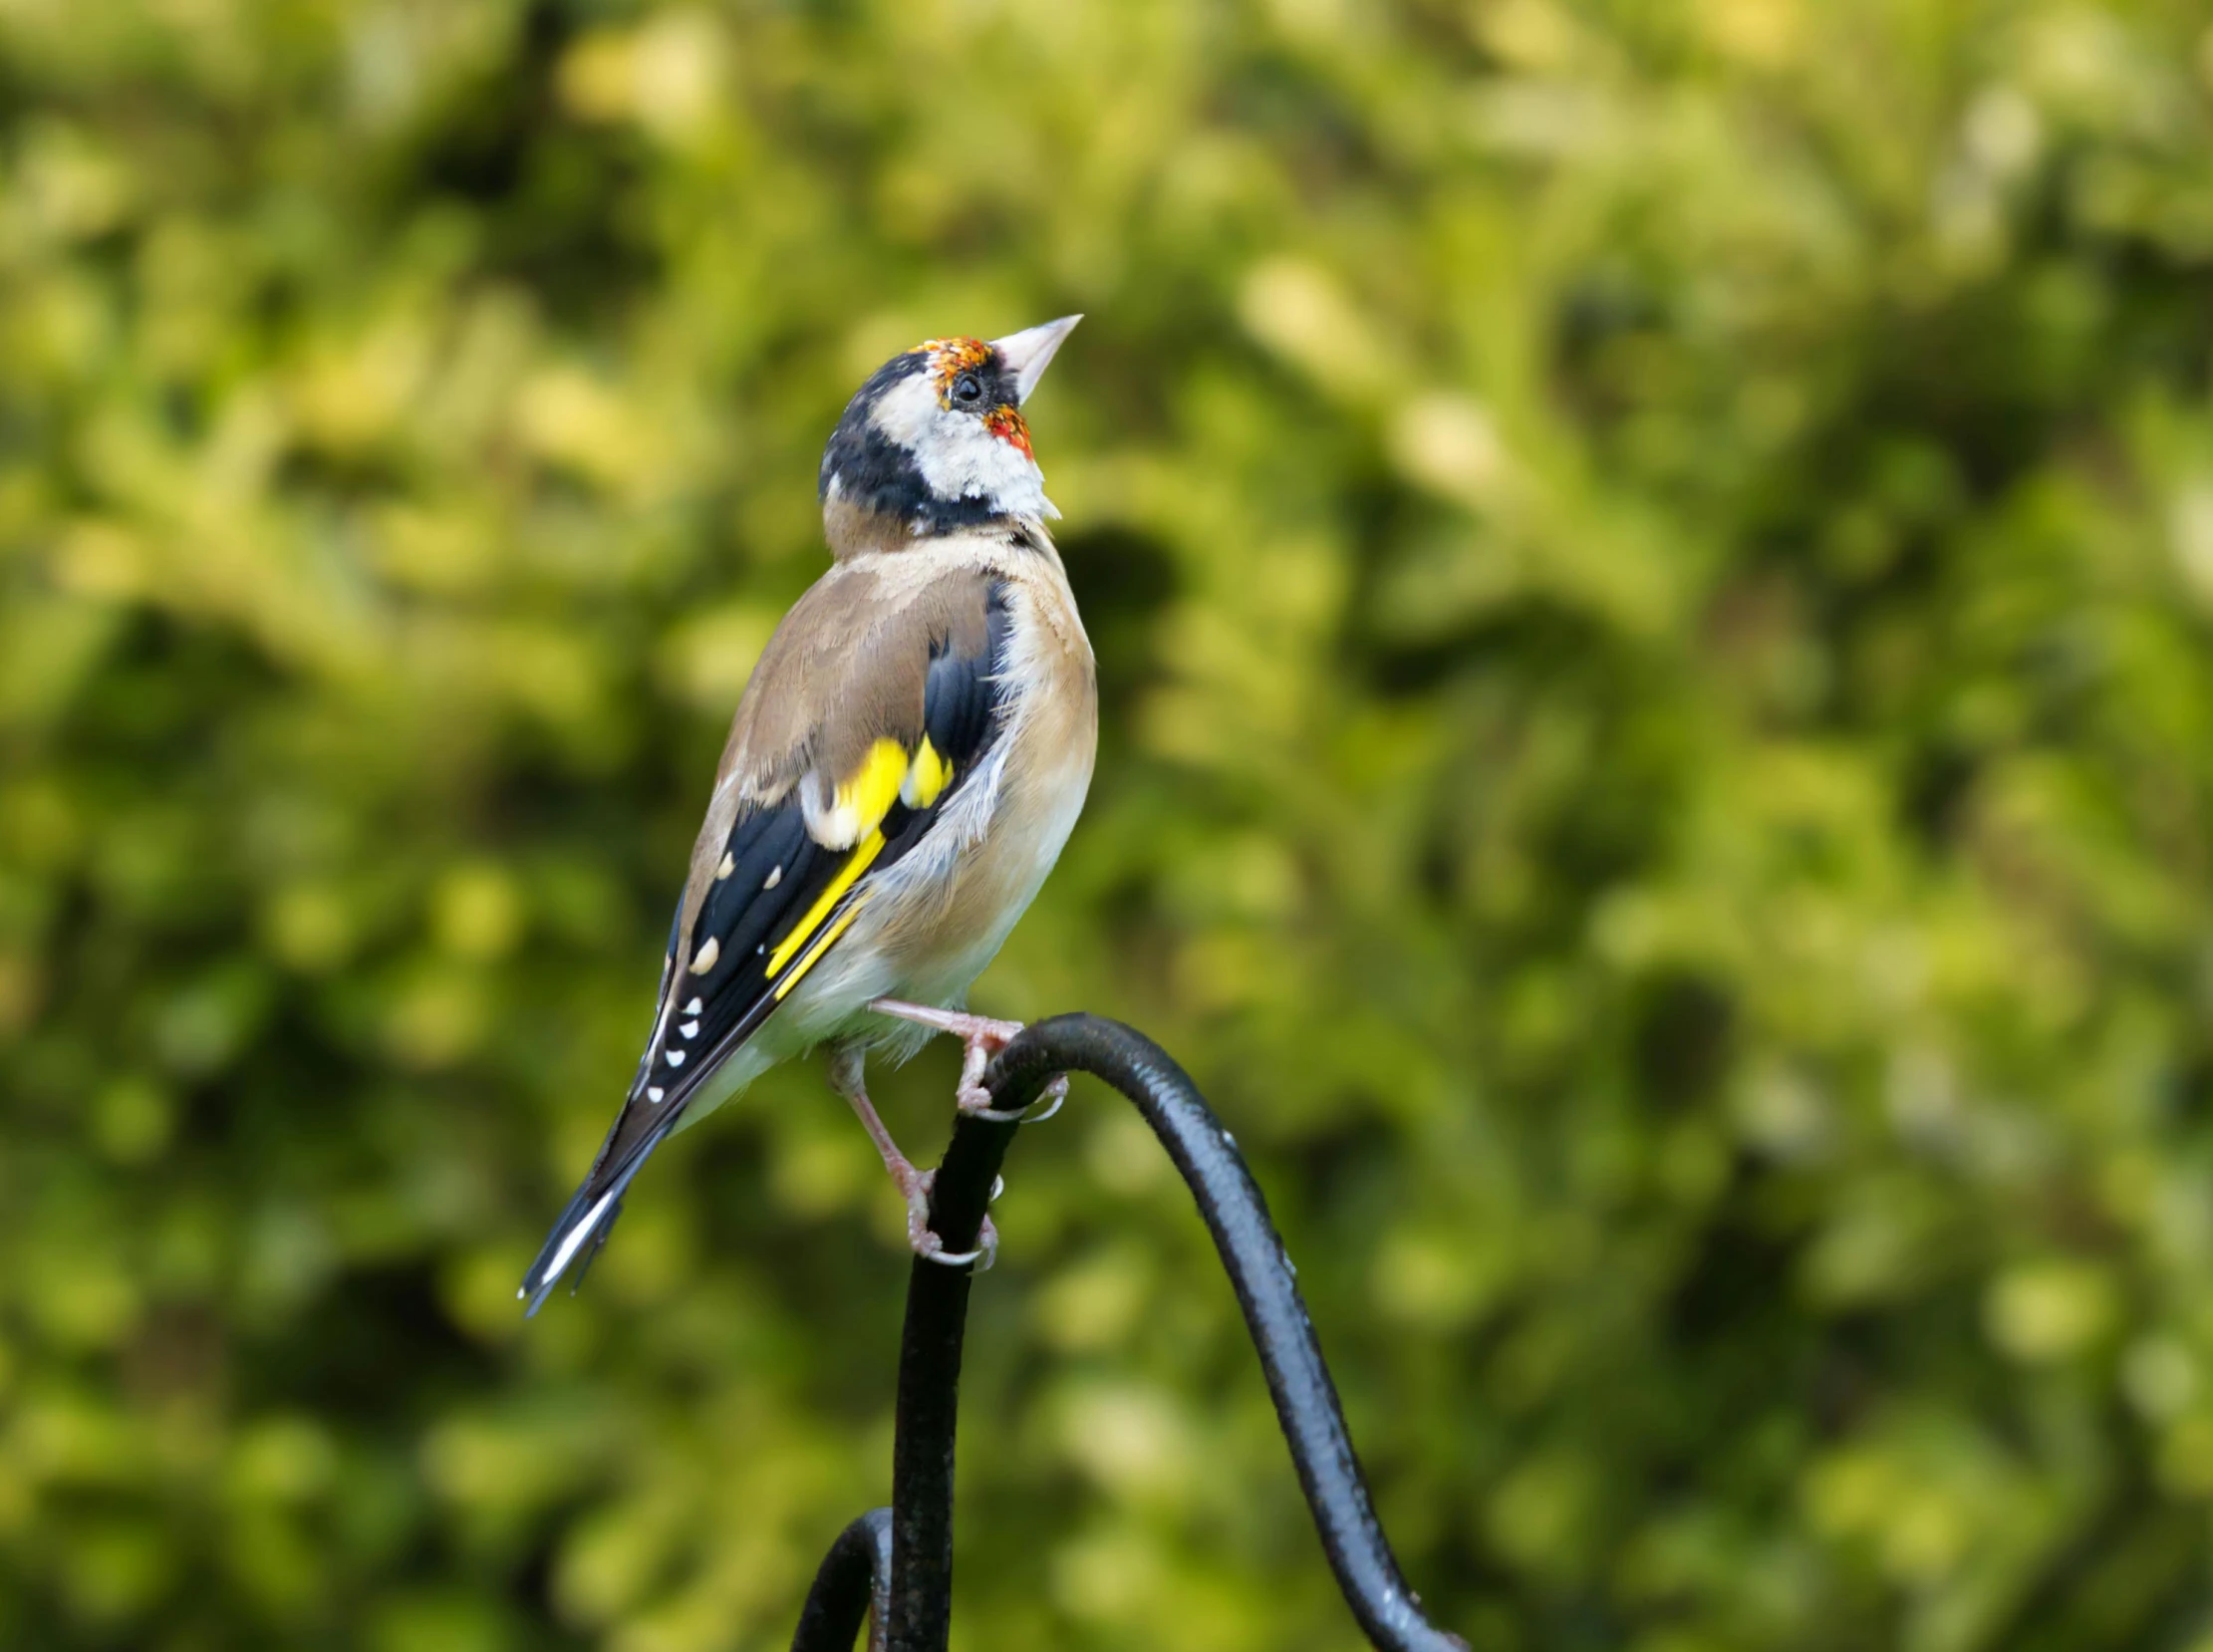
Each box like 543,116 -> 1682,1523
961,1071 -> 1067,1124
903,1170 -> 996,1269
954,1013 -> 1020,1101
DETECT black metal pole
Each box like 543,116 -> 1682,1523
881,1049 -> 1034,1652
874,1011 -> 1467,1652
789,1507 -> 891,1652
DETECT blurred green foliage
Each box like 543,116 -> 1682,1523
6,0 -> 2213,1647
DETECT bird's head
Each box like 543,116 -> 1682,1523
820,316 -> 1080,552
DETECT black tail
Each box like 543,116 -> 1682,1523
519,1109 -> 686,1315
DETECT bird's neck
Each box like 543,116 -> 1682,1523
823,497 -> 1035,560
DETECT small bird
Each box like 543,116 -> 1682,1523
521,318 -> 1096,1312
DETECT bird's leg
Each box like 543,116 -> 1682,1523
827,1043 -> 993,1268
827,1043 -> 925,1199
866,997 -> 1069,1118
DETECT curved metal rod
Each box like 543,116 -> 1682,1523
882,1011 -> 1467,1652
789,1507 -> 891,1652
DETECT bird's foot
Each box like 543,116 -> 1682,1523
867,998 -> 1067,1123
901,1167 -> 996,1270
962,1071 -> 1067,1123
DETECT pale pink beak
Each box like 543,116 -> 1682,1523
990,315 -> 1082,405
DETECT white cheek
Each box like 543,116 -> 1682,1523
871,378 -> 1053,519
871,375 -> 941,449
926,422 -> 1046,512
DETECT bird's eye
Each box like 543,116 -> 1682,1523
952,373 -> 984,406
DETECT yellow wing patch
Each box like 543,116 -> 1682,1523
760,732 -> 961,998
765,827 -> 885,980
903,735 -> 954,809
815,737 -> 910,848
774,904 -> 867,1001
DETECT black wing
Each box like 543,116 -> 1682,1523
521,585 -> 1012,1311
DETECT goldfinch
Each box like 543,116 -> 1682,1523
522,318 -> 1095,1311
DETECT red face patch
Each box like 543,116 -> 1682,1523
983,404 -> 1032,458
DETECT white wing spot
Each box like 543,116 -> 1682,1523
648,1086 -> 665,1103
681,1020 -> 700,1039
666,1048 -> 686,1067
685,997 -> 702,1015
716,852 -> 735,881
690,938 -> 720,974
764,865 -> 782,890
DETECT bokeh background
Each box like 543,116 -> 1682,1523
8,0 -> 2213,1647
